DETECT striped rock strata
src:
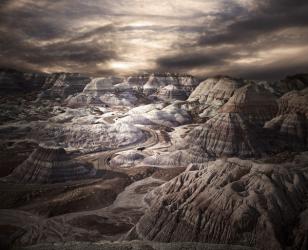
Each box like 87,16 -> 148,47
7,146 -> 96,183
185,113 -> 270,157
135,156 -> 308,250
265,88 -> 308,150
256,74 -> 308,97
142,73 -> 198,96
187,76 -> 245,118
220,83 -> 278,126
158,84 -> 188,101
184,83 -> 277,157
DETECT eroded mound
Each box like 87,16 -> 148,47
187,76 -> 245,118
7,146 -> 96,183
221,83 -> 278,125
135,155 -> 308,250
185,113 -> 271,157
265,88 -> 308,151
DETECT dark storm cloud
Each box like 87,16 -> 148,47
0,0 -> 308,78
0,27 -> 117,74
157,49 -> 235,69
155,0 -> 308,79
0,0 -> 120,74
199,0 -> 308,46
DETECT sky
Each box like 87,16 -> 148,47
0,0 -> 308,79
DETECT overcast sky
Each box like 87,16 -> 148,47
0,0 -> 308,79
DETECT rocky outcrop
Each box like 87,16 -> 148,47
120,104 -> 192,127
113,73 -> 199,99
142,73 -> 198,97
143,149 -> 208,167
257,74 -> 308,97
83,77 -> 117,96
135,155 -> 308,250
183,83 -> 277,157
0,68 -> 48,95
126,75 -> 149,88
278,88 -> 308,116
110,150 -> 145,167
7,146 -> 96,183
65,93 -> 105,108
0,209 -> 100,248
158,85 -> 188,101
220,83 -> 278,126
0,69 -> 91,100
265,88 -> 308,151
44,73 -> 90,98
185,113 -> 271,157
265,113 -> 307,151
187,76 -> 245,119
73,77 -> 148,107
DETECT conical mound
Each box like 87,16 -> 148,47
265,88 -> 308,150
221,83 -> 278,126
9,146 -> 96,183
187,76 -> 246,119
189,76 -> 245,103
278,88 -> 308,116
186,113 -> 269,157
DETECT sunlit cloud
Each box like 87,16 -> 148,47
0,0 -> 307,79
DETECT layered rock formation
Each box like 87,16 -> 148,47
7,146 -> 96,183
0,70 -> 91,102
29,73 -> 91,101
158,85 -> 188,101
135,155 -> 308,250
110,150 -> 145,167
220,83 -> 278,125
125,74 -> 149,88
120,104 -> 191,127
278,88 -> 308,116
185,113 -> 270,157
257,74 -> 308,97
0,68 -> 48,95
184,83 -> 277,157
143,149 -> 208,167
83,77 -> 117,96
265,88 -> 308,150
65,94 -> 105,108
72,77 -> 148,107
142,73 -> 198,97
187,76 -> 245,118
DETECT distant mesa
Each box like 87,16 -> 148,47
0,68 -> 47,94
40,72 -> 91,99
142,73 -> 198,97
83,77 -> 122,95
257,73 -> 308,97
65,73 -> 199,108
6,145 -> 96,184
0,68 -> 91,98
158,85 -> 188,101
65,93 -> 106,108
